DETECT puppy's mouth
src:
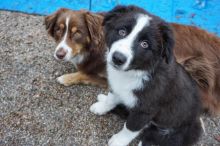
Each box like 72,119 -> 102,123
109,61 -> 122,70
109,60 -> 132,72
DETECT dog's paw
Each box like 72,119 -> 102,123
108,133 -> 129,146
56,75 -> 71,86
97,94 -> 108,102
90,101 -> 110,115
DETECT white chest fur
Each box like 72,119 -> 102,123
107,64 -> 149,108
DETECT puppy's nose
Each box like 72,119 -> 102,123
112,52 -> 127,66
56,48 -> 67,59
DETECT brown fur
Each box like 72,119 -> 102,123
45,9 -> 220,115
57,72 -> 107,87
172,23 -> 220,115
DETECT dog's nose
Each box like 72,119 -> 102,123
112,52 -> 127,66
56,48 -> 67,59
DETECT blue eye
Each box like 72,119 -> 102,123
140,40 -> 149,48
118,28 -> 127,37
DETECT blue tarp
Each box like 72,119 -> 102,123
0,0 -> 219,35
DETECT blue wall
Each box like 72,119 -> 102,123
0,0 -> 219,35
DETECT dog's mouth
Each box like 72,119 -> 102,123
109,61 -> 132,72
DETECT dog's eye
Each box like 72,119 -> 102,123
118,28 -> 127,37
140,40 -> 149,48
56,28 -> 62,34
55,24 -> 64,35
72,32 -> 81,40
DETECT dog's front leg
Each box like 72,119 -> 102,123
57,71 -> 107,87
108,111 -> 152,146
90,92 -> 120,115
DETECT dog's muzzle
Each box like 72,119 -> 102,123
55,48 -> 67,60
112,51 -> 127,67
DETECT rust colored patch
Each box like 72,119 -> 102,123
59,72 -> 107,87
86,36 -> 90,43
71,43 -> 83,56
59,23 -> 64,29
71,27 -> 77,33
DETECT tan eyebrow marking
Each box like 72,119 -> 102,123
86,36 -> 90,43
59,23 -> 65,29
71,27 -> 77,33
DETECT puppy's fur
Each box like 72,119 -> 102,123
90,5 -> 202,146
45,8 -> 107,87
45,8 -> 220,115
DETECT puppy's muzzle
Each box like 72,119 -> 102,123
55,48 -> 67,60
112,51 -> 127,66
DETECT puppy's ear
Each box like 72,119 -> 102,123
85,12 -> 104,52
159,22 -> 175,64
44,8 -> 67,37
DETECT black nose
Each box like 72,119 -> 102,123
112,52 -> 127,66
56,48 -> 67,59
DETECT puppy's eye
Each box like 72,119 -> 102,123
140,40 -> 149,48
118,28 -> 127,37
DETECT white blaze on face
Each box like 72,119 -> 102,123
107,14 -> 152,70
54,17 -> 73,61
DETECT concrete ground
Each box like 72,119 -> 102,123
0,11 -> 219,146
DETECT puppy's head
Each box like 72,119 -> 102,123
103,5 -> 174,71
45,8 -> 103,62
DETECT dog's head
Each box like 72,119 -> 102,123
103,5 -> 175,71
45,8 -> 103,62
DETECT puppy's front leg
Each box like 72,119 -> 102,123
108,111 -> 152,146
90,92 -> 120,115
57,71 -> 107,87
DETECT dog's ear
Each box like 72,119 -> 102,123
85,12 -> 104,52
159,22 -> 175,64
44,8 -> 67,37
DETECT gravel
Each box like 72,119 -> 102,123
0,10 -> 219,146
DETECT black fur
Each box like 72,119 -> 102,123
104,5 -> 202,146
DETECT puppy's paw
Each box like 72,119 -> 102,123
90,101 -> 110,115
97,94 -> 108,102
108,133 -> 129,146
56,75 -> 71,86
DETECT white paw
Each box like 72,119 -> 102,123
56,75 -> 65,85
97,94 -> 108,102
138,141 -> 142,146
90,101 -> 109,115
108,133 -> 128,146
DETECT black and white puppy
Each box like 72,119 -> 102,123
90,5 -> 202,146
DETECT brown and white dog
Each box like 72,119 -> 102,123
45,8 -> 220,115
45,8 -> 107,87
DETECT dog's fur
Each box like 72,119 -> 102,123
45,8 -> 220,115
90,5 -> 202,146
